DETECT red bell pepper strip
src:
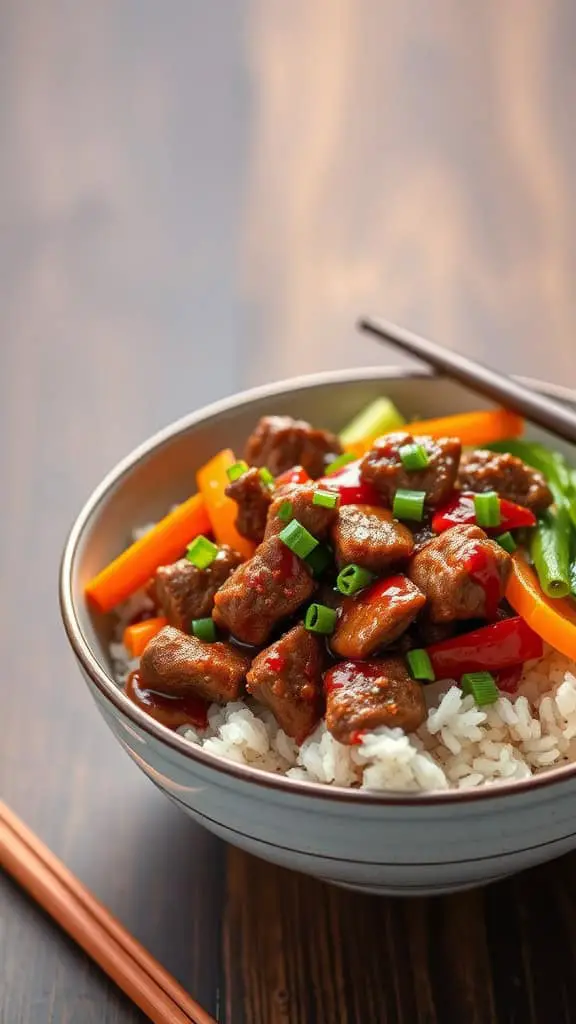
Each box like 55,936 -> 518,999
432,492 -> 536,535
427,616 -> 543,679
495,665 -> 524,695
275,465 -> 311,487
318,459 -> 380,506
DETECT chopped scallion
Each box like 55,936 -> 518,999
304,603 -> 337,635
259,467 -> 275,487
186,535 -> 219,569
305,543 -> 333,577
460,671 -> 499,705
278,519 -> 319,559
191,617 -> 217,642
406,649 -> 435,681
399,442 -> 430,471
336,563 -> 374,595
277,500 -> 294,522
312,489 -> 339,509
324,452 -> 356,476
392,488 -> 426,521
226,460 -> 249,482
474,491 -> 501,528
495,531 -> 517,554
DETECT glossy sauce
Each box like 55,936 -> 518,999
465,545 -> 502,621
125,671 -> 208,730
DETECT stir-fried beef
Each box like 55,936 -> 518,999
325,658 -> 426,743
213,535 -> 315,645
153,547 -> 243,632
331,504 -> 414,571
409,524 -> 511,623
225,467 -> 272,543
244,415 -> 342,479
246,624 -> 324,742
360,431 -> 461,508
265,482 -> 339,540
457,449 -> 553,512
139,626 -> 250,703
331,575 -> 426,659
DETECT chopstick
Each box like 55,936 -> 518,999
0,801 -> 216,1024
359,315 -> 576,446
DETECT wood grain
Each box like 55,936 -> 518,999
1,1 -> 576,1022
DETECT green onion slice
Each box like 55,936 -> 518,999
186,535 -> 219,569
406,649 -> 435,681
312,489 -> 339,509
495,531 -> 517,554
392,488 -> 426,521
474,491 -> 501,528
460,671 -> 499,706
278,519 -> 319,559
191,617 -> 217,642
304,603 -> 337,634
305,543 -> 333,577
277,500 -> 294,522
336,563 -> 374,595
324,452 -> 356,476
259,467 -> 275,487
399,443 -> 430,471
226,460 -> 249,482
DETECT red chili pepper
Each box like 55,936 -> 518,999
275,465 -> 310,487
432,492 -> 536,534
427,616 -> 543,678
318,459 -> 381,506
495,665 -> 524,695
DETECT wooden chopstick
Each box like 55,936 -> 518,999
0,801 -> 216,1024
359,315 -> 576,446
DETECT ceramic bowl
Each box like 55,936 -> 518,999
60,368 -> 576,896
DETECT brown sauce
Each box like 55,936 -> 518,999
125,671 -> 208,731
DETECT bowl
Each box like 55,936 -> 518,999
60,367 -> 576,896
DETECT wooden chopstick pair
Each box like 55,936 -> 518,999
0,801 -> 216,1024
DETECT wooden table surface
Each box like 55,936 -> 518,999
1,3 -> 575,1021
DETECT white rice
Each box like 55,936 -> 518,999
111,535 -> 576,793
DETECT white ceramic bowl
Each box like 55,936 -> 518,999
60,368 -> 576,896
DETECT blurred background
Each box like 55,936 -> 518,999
2,2 -> 575,1021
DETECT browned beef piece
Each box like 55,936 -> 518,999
409,524 -> 511,623
153,547 -> 243,632
265,482 -> 339,541
139,626 -> 250,702
213,535 -> 315,645
225,467 -> 272,543
360,431 -> 461,508
331,575 -> 426,659
331,504 -> 414,571
457,449 -> 553,512
246,624 -> 324,742
244,415 -> 342,479
325,658 -> 426,743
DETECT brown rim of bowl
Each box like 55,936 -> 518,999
60,366 -> 576,807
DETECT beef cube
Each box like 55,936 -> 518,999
139,626 -> 250,703
213,535 -> 315,645
246,624 -> 324,742
325,658 -> 426,743
225,467 -> 272,543
331,575 -> 426,659
244,415 -> 342,479
457,449 -> 553,512
360,431 -> 461,508
331,504 -> 414,571
265,482 -> 339,541
409,524 -> 511,623
153,546 -> 243,632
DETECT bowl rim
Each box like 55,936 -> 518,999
60,365 -> 576,806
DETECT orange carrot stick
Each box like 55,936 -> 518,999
506,553 -> 576,660
85,493 -> 210,613
407,409 -> 524,447
196,450 -> 256,559
123,617 -> 168,658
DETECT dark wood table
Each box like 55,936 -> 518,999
2,3 -> 575,1021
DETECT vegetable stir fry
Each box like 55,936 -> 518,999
86,399 -> 576,753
